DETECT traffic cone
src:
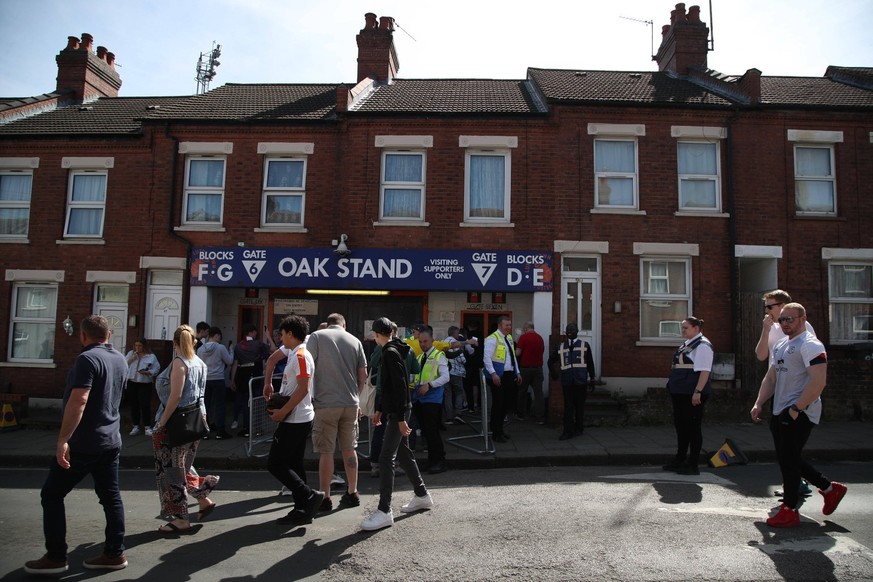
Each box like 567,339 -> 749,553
708,438 -> 747,468
0,402 -> 19,430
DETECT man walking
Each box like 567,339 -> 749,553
483,316 -> 521,443
25,315 -> 128,574
751,303 -> 847,527
515,321 -> 546,423
307,313 -> 368,511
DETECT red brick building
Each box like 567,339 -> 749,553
1,5 -> 871,421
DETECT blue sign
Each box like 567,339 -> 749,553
191,247 -> 553,292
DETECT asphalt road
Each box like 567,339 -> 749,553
1,462 -> 871,581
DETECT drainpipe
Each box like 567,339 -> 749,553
724,105 -> 742,389
164,124 -> 193,324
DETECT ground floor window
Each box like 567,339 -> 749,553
9,283 -> 58,361
639,257 -> 691,341
829,262 -> 873,343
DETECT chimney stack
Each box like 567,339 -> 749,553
654,3 -> 710,75
55,33 -> 122,103
356,12 -> 399,84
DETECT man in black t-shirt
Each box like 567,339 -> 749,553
25,315 -> 129,575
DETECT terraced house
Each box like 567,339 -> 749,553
1,4 -> 871,423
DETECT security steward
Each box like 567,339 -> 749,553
412,328 -> 450,473
549,323 -> 595,440
483,316 -> 522,443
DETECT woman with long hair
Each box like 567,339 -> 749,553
124,338 -> 159,437
152,324 -> 219,533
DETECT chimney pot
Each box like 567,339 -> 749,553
671,3 -> 686,24
106,52 -> 116,67
80,33 -> 94,51
379,16 -> 394,31
364,12 -> 378,29
687,5 -> 701,22
661,24 -> 671,36
65,36 -> 80,50
96,46 -> 108,61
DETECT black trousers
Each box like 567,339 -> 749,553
378,411 -> 427,513
488,372 -> 516,438
562,381 -> 588,435
412,401 -> 445,466
770,410 -> 830,508
670,392 -> 708,464
267,421 -> 313,508
127,381 -> 153,428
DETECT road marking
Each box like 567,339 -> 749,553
602,472 -> 735,486
749,534 -> 873,559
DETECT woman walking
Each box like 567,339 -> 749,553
152,324 -> 219,533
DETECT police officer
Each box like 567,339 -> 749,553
549,323 -> 595,440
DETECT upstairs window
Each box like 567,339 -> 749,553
262,157 -> 305,226
595,139 -> 637,208
64,171 -> 107,237
677,141 -> 720,211
795,145 -> 836,215
0,171 -> 32,238
460,136 -> 516,226
183,157 -> 225,224
380,152 -> 425,221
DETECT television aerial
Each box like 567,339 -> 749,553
195,41 -> 221,94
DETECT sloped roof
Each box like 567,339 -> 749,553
144,84 -> 338,121
351,79 -> 545,114
760,76 -> 873,108
526,68 -> 733,106
0,96 -> 186,135
0,92 -> 65,114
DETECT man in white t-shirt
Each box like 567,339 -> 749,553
266,315 -> 325,526
755,289 -> 816,363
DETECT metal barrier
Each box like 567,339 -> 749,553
245,375 -> 278,458
447,369 -> 496,454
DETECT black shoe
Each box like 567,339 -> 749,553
559,432 -> 573,440
428,462 -> 447,474
305,490 -> 326,517
338,491 -> 360,508
319,497 -> 333,512
676,462 -> 700,476
493,434 -> 507,443
276,509 -> 312,525
214,431 -> 232,439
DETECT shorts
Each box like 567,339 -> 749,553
311,406 -> 359,453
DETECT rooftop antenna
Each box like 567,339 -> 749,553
195,41 -> 221,94
708,0 -> 715,52
619,15 -> 655,60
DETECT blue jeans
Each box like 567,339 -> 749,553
41,448 -> 125,561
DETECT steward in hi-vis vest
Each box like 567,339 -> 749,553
548,323 -> 595,441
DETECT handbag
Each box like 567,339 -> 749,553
165,400 -> 208,446
359,376 -> 376,418
266,393 -> 291,411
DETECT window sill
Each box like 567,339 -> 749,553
56,239 -> 105,245
254,226 -> 309,233
0,238 -> 29,244
794,214 -> 846,222
174,225 -> 227,232
590,208 -> 647,216
635,340 -> 681,347
0,361 -> 58,369
674,211 -> 730,218
459,221 -> 515,228
373,220 -> 430,227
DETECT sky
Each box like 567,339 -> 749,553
1,0 -> 871,98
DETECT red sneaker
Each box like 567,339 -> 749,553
766,504 -> 800,528
820,482 -> 847,516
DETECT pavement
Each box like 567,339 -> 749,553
2,409 -> 872,470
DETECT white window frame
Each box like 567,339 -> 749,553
676,140 -> 721,212
8,282 -> 58,363
828,261 -> 873,344
0,169 -> 33,240
594,137 -> 639,210
639,256 -> 692,342
794,144 -> 836,215
379,150 -> 426,222
63,170 -> 107,238
183,156 -> 226,226
463,150 -> 512,224
261,157 -> 306,227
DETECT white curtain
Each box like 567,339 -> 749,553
795,147 -> 834,212
383,154 -> 422,218
266,160 -> 304,188
186,194 -> 222,222
383,189 -> 421,218
67,175 -> 105,235
469,155 -> 505,218
595,141 -> 635,206
188,160 -> 224,187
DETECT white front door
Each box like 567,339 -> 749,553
97,308 -> 127,352
145,286 -> 182,341
562,277 -> 601,379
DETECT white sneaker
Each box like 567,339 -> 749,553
330,473 -> 346,486
361,509 -> 394,531
230,420 -> 239,430
400,492 -> 434,513
145,427 -> 153,437
128,427 -> 141,436
279,486 -> 293,497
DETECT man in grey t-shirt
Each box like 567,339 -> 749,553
306,313 -> 368,510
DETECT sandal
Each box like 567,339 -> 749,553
158,522 -> 195,535
197,503 -> 216,521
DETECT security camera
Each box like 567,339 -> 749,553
334,234 -> 351,257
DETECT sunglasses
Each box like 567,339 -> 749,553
764,303 -> 783,310
777,316 -> 797,324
